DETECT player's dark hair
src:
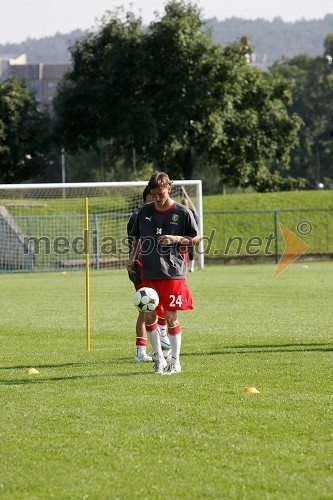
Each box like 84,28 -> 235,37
147,171 -> 172,190
142,185 -> 151,202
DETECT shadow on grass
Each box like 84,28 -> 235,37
0,374 -> 102,385
182,342 -> 333,357
0,359 -> 150,383
0,362 -> 88,371
0,359 -> 126,372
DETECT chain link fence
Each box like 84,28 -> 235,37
203,208 -> 333,264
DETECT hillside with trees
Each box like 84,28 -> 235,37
207,15 -> 333,65
0,15 -> 332,65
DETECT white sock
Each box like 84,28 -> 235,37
146,328 -> 164,360
158,316 -> 168,337
136,346 -> 146,358
190,260 -> 195,272
159,325 -> 168,337
169,332 -> 181,365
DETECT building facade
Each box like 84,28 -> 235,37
0,53 -> 71,112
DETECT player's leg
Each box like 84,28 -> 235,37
157,314 -> 171,350
133,278 -> 152,362
134,311 -> 152,362
164,310 -> 182,374
145,310 -> 167,374
153,313 -> 171,361
188,247 -> 195,272
162,278 -> 193,375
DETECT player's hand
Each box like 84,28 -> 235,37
157,235 -> 178,245
126,260 -> 136,273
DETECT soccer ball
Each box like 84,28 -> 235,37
133,287 -> 159,312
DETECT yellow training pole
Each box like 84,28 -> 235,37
84,197 -> 90,351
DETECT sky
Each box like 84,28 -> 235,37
1,0 -> 333,45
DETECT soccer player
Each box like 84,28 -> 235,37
127,171 -> 200,375
127,186 -> 170,362
181,198 -> 199,272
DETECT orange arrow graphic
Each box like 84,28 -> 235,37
273,223 -> 310,279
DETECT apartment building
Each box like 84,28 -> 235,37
0,53 -> 71,112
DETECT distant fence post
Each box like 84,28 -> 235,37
27,216 -> 34,271
273,210 -> 279,264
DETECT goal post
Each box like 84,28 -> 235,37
0,180 -> 204,273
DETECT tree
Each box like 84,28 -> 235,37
140,0 -> 234,178
271,34 -> 333,187
0,77 -> 51,183
54,1 -> 301,188
54,9 -> 152,153
213,50 -> 303,188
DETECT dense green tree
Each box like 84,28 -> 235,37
0,77 -> 51,182
143,5 -> 301,186
271,35 -> 333,187
54,9 -> 152,155
213,55 -> 303,188
140,1 -> 233,178
54,1 -> 301,188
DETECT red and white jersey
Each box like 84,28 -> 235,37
130,201 -> 199,279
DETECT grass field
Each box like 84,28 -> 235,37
1,263 -> 332,498
203,189 -> 333,211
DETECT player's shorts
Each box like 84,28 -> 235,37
142,278 -> 193,315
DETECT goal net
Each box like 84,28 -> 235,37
0,181 -> 203,273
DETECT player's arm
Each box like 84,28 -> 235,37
126,237 -> 140,273
126,206 -> 143,273
179,234 -> 201,245
157,234 -> 200,246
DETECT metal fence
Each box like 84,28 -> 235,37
202,207 -> 333,263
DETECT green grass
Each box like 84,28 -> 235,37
2,195 -> 134,217
203,190 -> 333,211
1,263 -> 332,498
